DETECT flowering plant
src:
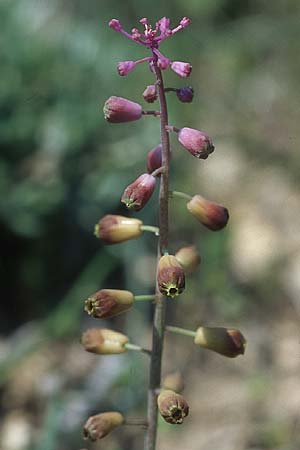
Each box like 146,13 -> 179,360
81,16 -> 246,450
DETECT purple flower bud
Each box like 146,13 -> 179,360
180,17 -> 191,28
108,19 -> 122,31
146,144 -> 162,173
171,61 -> 192,77
187,195 -> 229,231
157,56 -> 170,70
194,327 -> 246,358
157,17 -> 171,34
176,86 -> 194,103
117,61 -> 136,76
121,173 -> 156,211
103,96 -> 142,123
178,127 -> 214,159
157,255 -> 185,297
143,85 -> 158,103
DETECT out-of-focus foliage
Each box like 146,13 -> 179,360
1,0 -> 300,449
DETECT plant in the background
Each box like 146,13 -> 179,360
81,16 -> 246,450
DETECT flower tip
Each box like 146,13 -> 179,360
180,17 -> 191,27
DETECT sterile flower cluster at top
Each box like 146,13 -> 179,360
109,17 -> 192,77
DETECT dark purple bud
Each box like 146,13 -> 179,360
146,144 -> 162,173
187,195 -> 229,231
143,85 -> 158,103
121,173 -> 156,211
171,61 -> 192,78
178,127 -> 214,159
176,86 -> 194,103
117,61 -> 136,76
157,255 -> 185,297
103,96 -> 142,123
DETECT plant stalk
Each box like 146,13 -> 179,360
144,55 -> 170,450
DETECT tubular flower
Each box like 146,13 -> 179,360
175,245 -> 201,274
178,127 -> 214,159
146,144 -> 162,173
187,195 -> 229,231
171,61 -> 192,77
81,328 -> 129,355
83,412 -> 124,441
194,326 -> 246,358
94,215 -> 143,244
84,289 -> 134,319
103,96 -> 142,123
157,254 -> 185,297
117,61 -> 136,76
121,173 -> 156,211
157,390 -> 189,424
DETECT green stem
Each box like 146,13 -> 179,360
140,225 -> 160,235
170,190 -> 192,201
134,295 -> 157,302
125,343 -> 151,356
165,325 -> 196,338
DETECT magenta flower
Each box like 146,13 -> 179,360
146,144 -> 162,173
171,61 -> 192,78
177,127 -> 214,159
103,96 -> 142,123
117,61 -> 136,76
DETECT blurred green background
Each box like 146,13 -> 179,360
1,0 -> 300,449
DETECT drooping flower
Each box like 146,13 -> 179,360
157,254 -> 185,297
84,289 -> 134,319
103,96 -> 142,123
187,195 -> 229,231
146,144 -> 162,173
176,86 -> 194,103
83,412 -> 124,441
95,215 -> 143,244
121,173 -> 156,211
171,61 -> 192,78
81,328 -> 129,354
194,327 -> 246,358
177,127 -> 215,159
157,390 -> 189,424
143,84 -> 158,103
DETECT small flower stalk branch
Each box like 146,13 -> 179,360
80,15 -> 247,450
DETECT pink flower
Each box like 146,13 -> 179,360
171,61 -> 192,77
117,61 -> 136,76
178,127 -> 214,159
121,173 -> 156,211
103,96 -> 142,123
146,144 -> 162,173
109,19 -> 122,31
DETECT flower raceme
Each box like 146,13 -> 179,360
157,254 -> 185,297
85,289 -> 134,319
83,412 -> 124,441
194,327 -> 246,358
187,195 -> 229,231
121,173 -> 156,211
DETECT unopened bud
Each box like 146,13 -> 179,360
83,411 -> 124,441
157,390 -> 189,424
194,327 -> 246,358
117,61 -> 136,76
157,254 -> 185,297
187,195 -> 229,231
81,328 -> 129,354
143,85 -> 158,103
175,245 -> 201,274
84,289 -> 134,319
95,215 -> 143,244
103,96 -> 142,123
171,61 -> 192,78
109,19 -> 122,31
121,173 -> 156,211
162,372 -> 184,393
146,144 -> 162,173
178,127 -> 214,159
176,86 -> 194,103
